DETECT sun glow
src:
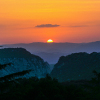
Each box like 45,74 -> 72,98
47,39 -> 53,43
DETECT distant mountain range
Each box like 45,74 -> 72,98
50,52 -> 100,82
2,41 -> 100,64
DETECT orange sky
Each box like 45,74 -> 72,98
0,0 -> 100,44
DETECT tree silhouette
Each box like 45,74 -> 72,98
0,63 -> 12,70
92,70 -> 100,85
0,63 -> 32,82
0,69 -> 32,82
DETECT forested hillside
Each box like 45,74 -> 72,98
50,52 -> 100,82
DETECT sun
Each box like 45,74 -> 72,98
47,39 -> 53,43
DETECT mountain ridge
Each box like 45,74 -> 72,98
3,41 -> 100,64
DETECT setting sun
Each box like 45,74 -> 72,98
47,39 -> 53,43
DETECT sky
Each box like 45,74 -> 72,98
0,0 -> 100,44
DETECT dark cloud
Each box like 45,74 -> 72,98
35,24 -> 60,28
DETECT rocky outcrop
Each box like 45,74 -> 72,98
0,48 -> 50,78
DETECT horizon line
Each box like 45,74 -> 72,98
1,40 -> 100,45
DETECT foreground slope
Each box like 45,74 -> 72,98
50,52 -> 100,82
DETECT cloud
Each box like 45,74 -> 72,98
68,25 -> 88,27
35,24 -> 60,28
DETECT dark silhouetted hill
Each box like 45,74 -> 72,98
50,52 -> 100,82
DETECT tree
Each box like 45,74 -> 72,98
0,63 -> 12,70
0,63 -> 32,94
0,70 -> 32,82
92,70 -> 100,85
0,63 -> 32,82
